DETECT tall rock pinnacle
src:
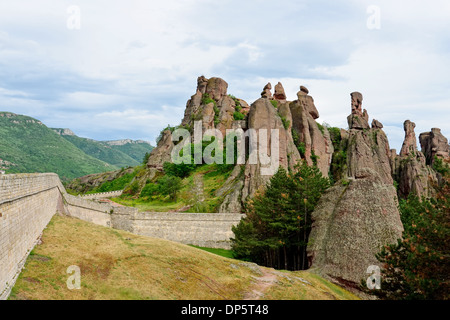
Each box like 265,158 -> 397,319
400,120 -> 418,156
347,92 -> 370,129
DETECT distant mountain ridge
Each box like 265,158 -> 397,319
0,111 -> 154,180
52,129 -> 154,166
0,112 -> 116,180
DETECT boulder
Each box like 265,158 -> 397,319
296,86 -> 319,119
147,129 -> 174,171
371,119 -> 383,129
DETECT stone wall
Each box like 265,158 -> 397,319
131,212 -> 245,249
0,173 -> 244,299
79,190 -> 123,200
0,173 -> 65,300
64,194 -> 114,227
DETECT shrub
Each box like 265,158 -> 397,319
157,175 -> 183,201
270,100 -> 278,109
163,161 -> 196,178
233,111 -> 245,121
280,117 -> 290,130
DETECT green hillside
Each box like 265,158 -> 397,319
0,112 -> 117,180
104,140 -> 154,163
56,134 -> 141,168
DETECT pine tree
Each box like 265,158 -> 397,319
374,159 -> 450,300
231,161 -> 330,270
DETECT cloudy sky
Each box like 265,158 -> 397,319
0,0 -> 449,150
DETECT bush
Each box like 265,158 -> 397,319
202,93 -> 216,106
157,175 -> 183,201
280,117 -> 290,130
140,182 -> 159,199
233,111 -> 245,121
163,161 -> 196,178
270,100 -> 278,109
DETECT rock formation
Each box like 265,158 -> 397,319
390,121 -> 439,199
400,120 -> 418,157
290,86 -> 333,177
219,98 -> 301,212
261,83 -> 273,99
347,92 -> 370,129
419,128 -> 450,166
273,82 -> 287,103
308,92 -> 403,288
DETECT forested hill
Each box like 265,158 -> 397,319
0,112 -> 116,180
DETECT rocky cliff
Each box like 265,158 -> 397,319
307,93 -> 404,289
146,76 -> 333,212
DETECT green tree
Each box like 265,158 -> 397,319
373,161 -> 450,300
142,152 -> 151,164
231,161 -> 330,270
157,175 -> 183,201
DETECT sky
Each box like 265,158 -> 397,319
0,0 -> 449,150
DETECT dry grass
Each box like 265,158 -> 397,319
9,215 -> 359,300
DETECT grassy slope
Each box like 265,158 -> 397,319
59,135 -> 140,168
10,215 -> 359,300
0,112 -> 116,180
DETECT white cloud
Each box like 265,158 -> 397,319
0,0 -> 448,151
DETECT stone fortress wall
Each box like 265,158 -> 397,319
0,173 -> 243,300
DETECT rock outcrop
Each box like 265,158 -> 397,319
290,86 -> 333,177
308,92 -> 403,288
347,92 -> 370,129
419,128 -> 450,166
261,83 -> 273,99
273,82 -> 287,103
400,120 -> 418,157
219,98 -> 301,212
391,121 -> 438,199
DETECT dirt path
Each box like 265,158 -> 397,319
243,268 -> 278,300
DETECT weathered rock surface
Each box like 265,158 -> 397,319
273,82 -> 287,103
393,121 -> 438,199
220,98 -> 301,212
371,119 -> 383,129
347,92 -> 370,129
290,86 -> 333,177
147,129 -> 174,172
308,172 -> 403,287
261,83 -> 273,99
419,128 -> 450,166
400,120 -> 418,157
308,93 -> 403,288
206,77 -> 228,101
